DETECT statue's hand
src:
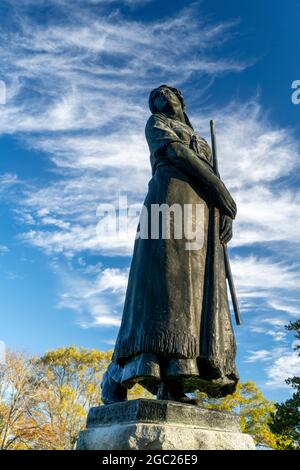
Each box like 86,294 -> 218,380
220,215 -> 233,244
215,181 -> 237,219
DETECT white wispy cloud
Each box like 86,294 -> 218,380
268,300 -> 300,317
261,317 -> 287,328
0,173 -> 19,192
57,266 -> 129,327
193,101 -> 300,248
13,102 -> 300,264
0,245 -> 9,254
0,2 -> 244,134
230,255 -> 300,321
0,0 -> 250,262
266,351 -> 300,388
246,349 -> 276,363
232,256 -> 299,293
249,326 -> 287,343
0,0 -> 299,380
245,344 -> 300,389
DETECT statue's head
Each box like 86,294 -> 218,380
148,84 -> 185,115
149,84 -> 193,129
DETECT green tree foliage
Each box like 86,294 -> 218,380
270,320 -> 300,450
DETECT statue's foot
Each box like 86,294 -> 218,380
170,395 -> 199,405
101,370 -> 127,404
156,382 -> 198,405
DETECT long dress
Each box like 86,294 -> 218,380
109,112 -> 239,398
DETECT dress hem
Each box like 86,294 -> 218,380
113,331 -> 199,363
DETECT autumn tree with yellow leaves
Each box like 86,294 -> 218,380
33,347 -> 112,449
196,381 -> 278,449
0,351 -> 43,449
0,347 -> 150,449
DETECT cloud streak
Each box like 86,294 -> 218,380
0,0 -> 299,391
57,266 -> 129,327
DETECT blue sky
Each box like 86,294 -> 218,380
0,0 -> 300,403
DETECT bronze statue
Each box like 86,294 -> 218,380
101,85 -> 239,404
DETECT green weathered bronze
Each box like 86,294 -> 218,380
101,85 -> 239,404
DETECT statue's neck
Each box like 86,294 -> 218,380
164,108 -> 186,125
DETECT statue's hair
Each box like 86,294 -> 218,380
148,84 -> 185,114
148,84 -> 193,129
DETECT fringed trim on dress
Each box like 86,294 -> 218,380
112,331 -> 198,362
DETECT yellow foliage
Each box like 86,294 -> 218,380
196,381 -> 278,449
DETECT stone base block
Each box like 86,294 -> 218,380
76,399 -> 255,451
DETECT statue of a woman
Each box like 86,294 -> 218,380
101,85 -> 239,404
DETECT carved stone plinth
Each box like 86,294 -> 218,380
76,399 -> 255,450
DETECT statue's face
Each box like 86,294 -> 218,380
152,87 -> 182,115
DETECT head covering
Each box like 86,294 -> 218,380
148,84 -> 194,130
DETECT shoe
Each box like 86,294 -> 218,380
101,370 -> 127,404
156,382 -> 199,405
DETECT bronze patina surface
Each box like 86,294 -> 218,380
101,85 -> 239,404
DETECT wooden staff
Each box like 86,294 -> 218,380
210,120 -> 241,325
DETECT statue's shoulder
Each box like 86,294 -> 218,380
145,112 -> 169,130
145,114 -> 171,143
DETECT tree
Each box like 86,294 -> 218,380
196,381 -> 277,448
270,320 -> 300,450
0,346 -> 151,450
34,346 -> 114,449
36,347 -> 152,449
0,351 -> 43,449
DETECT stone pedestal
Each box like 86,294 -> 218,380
76,399 -> 255,450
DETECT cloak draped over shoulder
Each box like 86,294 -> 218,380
111,112 -> 238,397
